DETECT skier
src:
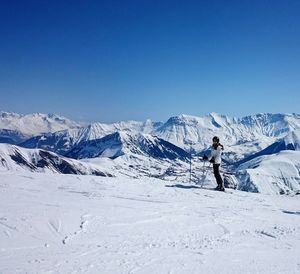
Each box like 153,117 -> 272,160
203,136 -> 225,191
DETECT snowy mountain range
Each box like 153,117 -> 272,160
156,112 -> 300,160
1,111 -> 300,194
66,131 -> 194,181
0,111 -> 81,142
66,131 -> 190,161
0,144 -> 112,177
12,112 -> 300,161
19,120 -> 163,155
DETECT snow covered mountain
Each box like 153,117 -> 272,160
16,112 -> 300,164
236,150 -> 300,194
19,128 -> 89,155
237,130 -> 300,165
3,113 -> 300,273
2,111 -> 300,191
63,131 -> 197,181
66,131 -> 190,161
20,120 -> 163,154
61,131 -> 200,181
0,129 -> 29,144
0,144 -> 112,176
74,120 -> 162,140
154,113 -> 300,161
1,132 -> 193,181
0,111 -> 81,138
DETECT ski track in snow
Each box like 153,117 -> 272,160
0,172 -> 300,274
62,214 -> 92,245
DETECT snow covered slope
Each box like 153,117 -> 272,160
0,111 -> 81,137
19,127 -> 89,155
236,150 -> 300,194
237,130 -> 300,165
66,131 -> 190,161
0,144 -> 112,176
0,129 -> 29,144
1,172 -> 299,273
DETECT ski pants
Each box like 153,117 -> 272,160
213,164 -> 224,187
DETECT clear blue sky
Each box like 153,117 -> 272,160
0,0 -> 299,122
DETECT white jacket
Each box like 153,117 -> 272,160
208,145 -> 223,164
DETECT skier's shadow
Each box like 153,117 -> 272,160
165,184 -> 201,189
282,210 -> 300,216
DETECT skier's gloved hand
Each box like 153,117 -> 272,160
203,154 -> 208,161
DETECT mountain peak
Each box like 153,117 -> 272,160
209,112 -> 221,118
283,130 -> 300,148
66,130 -> 190,161
165,114 -> 200,126
0,111 -> 20,118
0,111 -> 80,136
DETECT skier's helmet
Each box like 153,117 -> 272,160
212,136 -> 219,143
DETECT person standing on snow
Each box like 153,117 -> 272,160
203,136 -> 225,191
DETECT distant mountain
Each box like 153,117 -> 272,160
20,120 -> 163,154
237,130 -> 300,166
0,134 -> 193,181
75,120 -> 162,140
63,131 -> 194,181
20,128 -> 88,155
0,129 -> 29,144
3,111 -> 300,165
153,112 -> 300,162
66,131 -> 190,161
0,144 -> 112,177
0,111 -> 81,137
235,150 -> 300,194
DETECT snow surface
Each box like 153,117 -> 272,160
237,150 -> 300,195
1,171 -> 300,274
